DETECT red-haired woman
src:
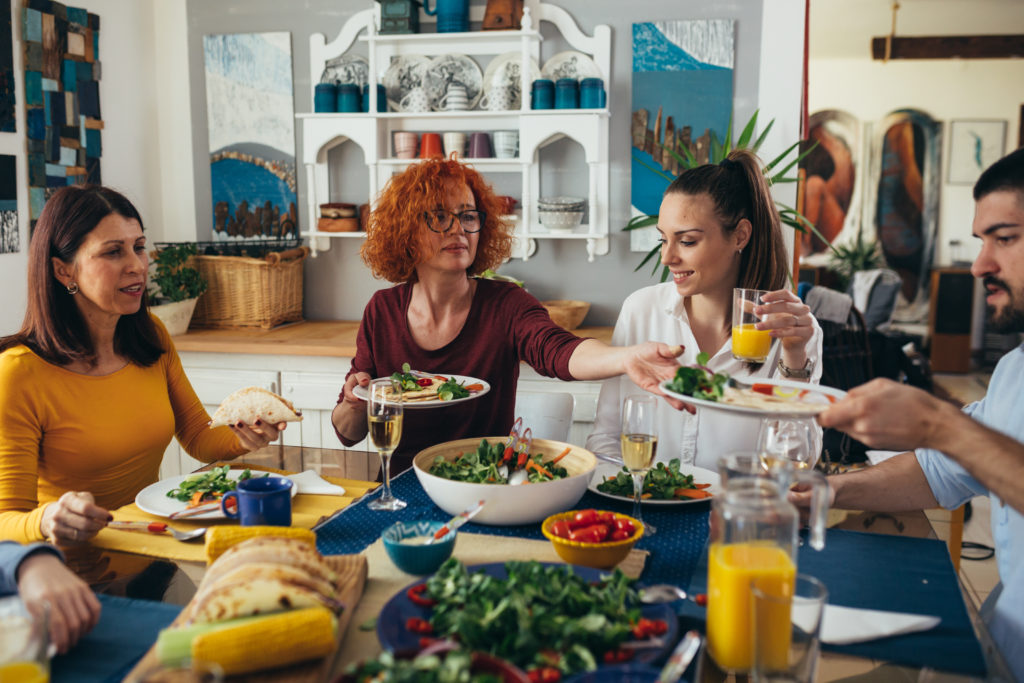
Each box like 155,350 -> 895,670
0,185 -> 284,545
332,156 -> 683,474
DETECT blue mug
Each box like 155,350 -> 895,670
554,78 -> 579,109
423,0 -> 468,32
580,77 -> 606,108
221,476 -> 294,526
531,79 -> 554,110
336,83 -> 361,113
314,83 -> 337,113
361,83 -> 387,112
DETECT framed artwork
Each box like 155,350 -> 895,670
1,0 -> 14,132
1019,104 -> 1023,149
0,154 -> 17,253
801,109 -> 861,258
947,119 -> 1006,185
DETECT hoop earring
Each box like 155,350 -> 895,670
66,282 -> 79,295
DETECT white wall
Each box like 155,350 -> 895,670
808,0 -> 1024,266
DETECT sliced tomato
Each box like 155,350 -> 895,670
751,383 -> 775,396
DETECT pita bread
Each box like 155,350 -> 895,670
198,563 -> 337,603
209,387 -> 303,427
202,538 -> 337,589
719,386 -> 830,415
385,376 -> 445,402
184,575 -> 343,625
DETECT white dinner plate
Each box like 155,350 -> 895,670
588,462 -> 720,506
482,51 -> 541,109
382,54 -> 432,111
352,374 -> 490,409
135,470 -> 297,521
423,53 -> 483,111
320,54 -> 369,87
541,50 -> 602,82
659,377 -> 847,418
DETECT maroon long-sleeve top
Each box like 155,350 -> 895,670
341,279 -> 586,473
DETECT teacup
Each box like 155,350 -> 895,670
393,131 -> 418,159
443,131 -> 466,158
479,84 -> 515,111
438,83 -> 469,112
399,86 -> 430,113
493,130 -> 519,159
221,476 -> 293,526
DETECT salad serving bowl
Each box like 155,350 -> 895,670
413,437 -> 597,526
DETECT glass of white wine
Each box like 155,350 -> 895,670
367,378 -> 407,511
757,418 -> 816,471
621,394 -> 658,536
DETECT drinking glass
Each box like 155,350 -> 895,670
367,378 -> 406,511
621,394 -> 658,536
0,596 -> 49,683
752,573 -> 827,683
757,418 -> 817,471
732,288 -> 772,362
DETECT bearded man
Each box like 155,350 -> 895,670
794,147 -> 1024,679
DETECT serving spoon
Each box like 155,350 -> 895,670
640,584 -> 706,606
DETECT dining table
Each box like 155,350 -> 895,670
52,443 -> 1012,682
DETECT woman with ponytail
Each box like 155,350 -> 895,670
587,149 -> 823,470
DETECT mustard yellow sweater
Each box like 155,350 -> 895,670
0,323 -> 244,542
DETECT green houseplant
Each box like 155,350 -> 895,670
147,243 -> 207,336
826,228 -> 884,291
625,110 -> 830,281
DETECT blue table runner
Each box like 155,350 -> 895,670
315,470 -> 987,676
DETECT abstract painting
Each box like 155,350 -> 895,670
21,0 -> 102,228
947,120 -> 1006,185
801,109 -> 861,257
1,0 -> 14,132
203,32 -> 297,240
630,19 -> 734,251
0,154 -> 18,254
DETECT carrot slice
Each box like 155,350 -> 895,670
694,482 -> 712,489
549,446 -> 572,465
464,383 -> 484,391
675,488 -> 712,499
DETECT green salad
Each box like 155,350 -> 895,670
345,649 -> 501,683
596,458 -> 711,501
428,439 -> 568,484
164,465 -> 266,503
665,351 -> 729,402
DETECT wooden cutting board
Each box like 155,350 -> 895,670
125,554 -> 368,681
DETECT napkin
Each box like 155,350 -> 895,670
286,469 -> 348,495
820,603 -> 941,645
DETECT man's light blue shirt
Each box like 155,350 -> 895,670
916,344 -> 1024,680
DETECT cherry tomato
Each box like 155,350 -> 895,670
610,528 -> 630,542
695,593 -> 708,607
597,511 -> 616,525
571,509 -> 599,529
569,523 -> 607,543
550,520 -> 572,539
528,670 -> 543,683
613,518 -> 636,535
540,667 -> 561,683
405,617 -> 433,634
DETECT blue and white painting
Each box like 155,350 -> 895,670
0,154 -> 18,254
631,20 -> 735,230
203,32 -> 297,240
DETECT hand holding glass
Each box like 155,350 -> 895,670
621,394 -> 658,536
367,378 -> 406,511
732,288 -> 772,362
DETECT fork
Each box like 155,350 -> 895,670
109,521 -> 207,541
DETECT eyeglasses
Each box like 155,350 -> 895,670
423,209 -> 485,234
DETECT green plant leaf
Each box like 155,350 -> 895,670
709,130 -> 723,163
735,109 -> 759,149
751,118 -> 775,152
631,153 -> 675,182
764,140 -> 802,175
721,112 -> 734,156
624,214 -> 659,231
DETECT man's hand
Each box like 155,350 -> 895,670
17,552 -> 101,654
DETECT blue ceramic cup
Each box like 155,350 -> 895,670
580,77 -> 606,108
361,83 -> 387,112
336,83 -> 361,113
221,476 -> 294,526
424,0 -> 469,32
314,83 -> 337,113
554,78 -> 579,109
531,79 -> 554,110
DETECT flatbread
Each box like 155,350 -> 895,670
209,387 -> 303,428
183,576 -> 342,625
385,376 -> 445,402
202,537 -> 337,587
719,386 -> 831,415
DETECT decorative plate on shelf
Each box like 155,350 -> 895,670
382,54 -> 433,112
541,50 -> 602,82
482,52 -> 541,109
320,54 -> 369,87
423,53 -> 483,111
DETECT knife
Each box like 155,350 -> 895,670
656,630 -> 702,683
109,521 -> 168,533
169,498 -> 235,520
425,500 -> 485,545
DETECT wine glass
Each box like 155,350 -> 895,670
621,394 -> 658,536
757,418 -> 816,471
367,378 -> 407,511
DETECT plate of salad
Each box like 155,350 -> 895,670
377,559 -> 679,677
589,459 -> 720,506
353,364 -> 490,409
658,352 -> 845,417
134,466 -> 290,520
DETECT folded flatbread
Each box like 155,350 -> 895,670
386,376 -> 446,403
198,563 -> 337,603
719,386 -> 832,415
184,574 -> 343,625
209,387 -> 303,428
202,537 -> 337,588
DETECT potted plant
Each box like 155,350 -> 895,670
826,228 -> 884,292
147,243 -> 207,336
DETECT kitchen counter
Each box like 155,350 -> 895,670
172,320 -> 614,357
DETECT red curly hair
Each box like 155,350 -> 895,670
360,156 -> 515,283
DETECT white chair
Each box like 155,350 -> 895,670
513,391 -> 575,443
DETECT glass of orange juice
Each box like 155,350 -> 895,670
0,596 -> 49,683
751,573 -> 828,683
732,288 -> 772,362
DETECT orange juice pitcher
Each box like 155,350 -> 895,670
705,474 -> 828,674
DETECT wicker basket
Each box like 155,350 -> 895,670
190,246 -> 309,329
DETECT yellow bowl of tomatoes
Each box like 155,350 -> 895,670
541,509 -> 644,569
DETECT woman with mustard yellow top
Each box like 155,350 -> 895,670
0,185 -> 284,545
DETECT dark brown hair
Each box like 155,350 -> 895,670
974,147 -> 1024,201
0,185 -> 164,366
665,148 -> 790,291
360,156 -> 514,283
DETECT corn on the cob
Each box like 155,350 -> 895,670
204,525 -> 316,564
190,607 -> 336,675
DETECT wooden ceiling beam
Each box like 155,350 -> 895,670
871,35 -> 1024,60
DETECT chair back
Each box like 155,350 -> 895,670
513,391 -> 574,443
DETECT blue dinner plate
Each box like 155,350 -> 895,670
377,561 -> 679,665
563,663 -> 671,683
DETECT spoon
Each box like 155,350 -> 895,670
640,584 -> 706,606
109,521 -> 208,542
656,630 -> 703,683
424,500 -> 486,545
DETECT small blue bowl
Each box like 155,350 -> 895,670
382,521 -> 457,575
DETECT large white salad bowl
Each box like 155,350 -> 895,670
413,437 -> 597,526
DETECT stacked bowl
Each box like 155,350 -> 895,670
537,196 -> 585,233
